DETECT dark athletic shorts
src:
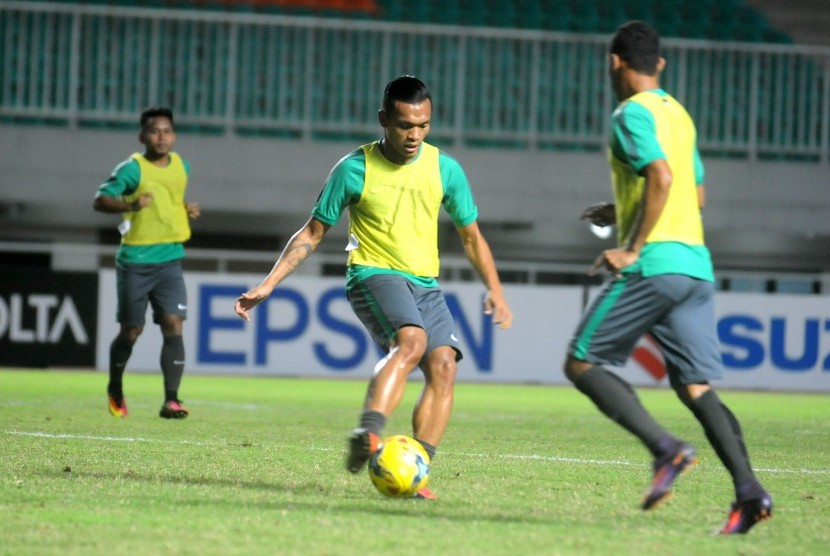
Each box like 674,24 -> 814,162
116,259 -> 187,326
347,274 -> 463,362
568,272 -> 723,386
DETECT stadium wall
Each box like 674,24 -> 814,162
1,125 -> 829,272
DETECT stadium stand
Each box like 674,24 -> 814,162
2,1 -> 828,284
46,0 -> 791,42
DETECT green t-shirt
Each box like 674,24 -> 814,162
96,156 -> 192,264
610,89 -> 714,281
313,142 -> 477,291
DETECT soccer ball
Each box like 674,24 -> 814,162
368,435 -> 431,498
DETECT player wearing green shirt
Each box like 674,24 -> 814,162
93,106 -> 201,420
235,76 -> 513,499
564,22 -> 771,534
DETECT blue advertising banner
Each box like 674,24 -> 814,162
96,270 -> 830,391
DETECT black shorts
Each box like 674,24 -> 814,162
568,273 -> 723,386
347,274 -> 463,361
116,259 -> 187,326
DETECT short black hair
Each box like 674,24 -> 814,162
140,106 -> 174,129
382,75 -> 432,115
610,21 -> 661,75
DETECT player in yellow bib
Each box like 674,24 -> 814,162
235,76 -> 513,499
94,106 -> 201,420
564,22 -> 771,534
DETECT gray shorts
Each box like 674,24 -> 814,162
347,274 -> 462,362
568,273 -> 723,386
116,259 -> 187,327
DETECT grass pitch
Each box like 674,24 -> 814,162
1,368 -> 828,555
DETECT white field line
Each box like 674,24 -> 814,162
5,430 -> 830,476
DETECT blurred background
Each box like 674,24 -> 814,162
1,0 -> 829,292
2,0 -> 829,388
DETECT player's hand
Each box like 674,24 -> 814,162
186,202 -> 201,219
484,291 -> 513,329
590,247 -> 638,277
234,287 -> 272,321
135,192 -> 154,209
580,202 -> 616,227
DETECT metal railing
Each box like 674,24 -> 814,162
2,1 -> 830,161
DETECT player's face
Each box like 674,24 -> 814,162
139,116 -> 176,159
378,99 -> 432,164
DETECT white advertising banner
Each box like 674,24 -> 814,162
96,271 -> 830,391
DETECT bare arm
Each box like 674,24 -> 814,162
592,159 -> 672,275
457,221 -> 513,329
234,217 -> 330,321
92,192 -> 154,213
697,184 -> 706,210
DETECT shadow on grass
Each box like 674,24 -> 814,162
35,467 -> 552,524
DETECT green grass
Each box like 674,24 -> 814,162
1,369 -> 828,555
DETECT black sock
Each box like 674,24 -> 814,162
689,390 -> 761,498
416,438 -> 437,461
574,366 -> 673,457
359,410 -> 387,436
160,335 -> 185,402
108,336 -> 133,398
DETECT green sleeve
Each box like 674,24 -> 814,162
439,151 -> 478,227
311,148 -> 365,226
611,101 -> 665,174
96,158 -> 140,197
693,146 -> 705,185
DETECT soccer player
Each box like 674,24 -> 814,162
564,21 -> 772,534
93,106 -> 200,419
234,75 -> 513,499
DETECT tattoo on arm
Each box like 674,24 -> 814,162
283,242 -> 313,271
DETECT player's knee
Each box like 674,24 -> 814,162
119,326 -> 143,345
395,326 -> 428,365
674,382 -> 711,407
424,348 -> 458,387
160,315 -> 184,336
563,355 -> 589,383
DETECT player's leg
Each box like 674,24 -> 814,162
107,324 -> 142,417
412,345 -> 458,456
150,260 -> 189,419
409,285 -> 463,459
108,263 -> 151,417
345,275 -> 428,472
564,273 -> 695,509
656,277 -> 772,533
406,286 -> 461,500
365,325 -> 429,418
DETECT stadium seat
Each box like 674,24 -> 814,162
487,0 -> 518,28
596,0 -> 628,33
540,0 -> 571,32
458,0 -> 488,27
566,0 -> 601,34
515,0 -> 545,30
